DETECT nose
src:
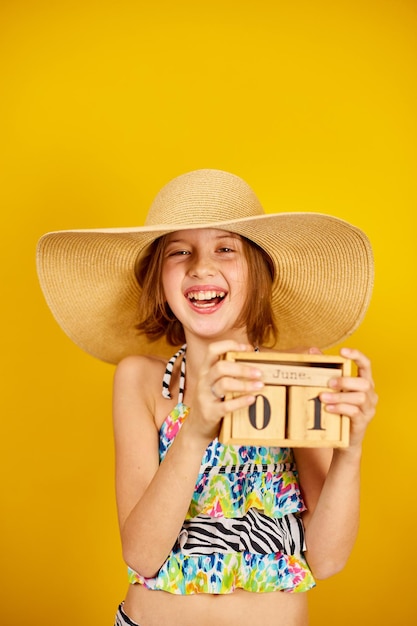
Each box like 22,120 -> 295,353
188,251 -> 216,278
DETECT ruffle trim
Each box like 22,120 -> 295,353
128,551 -> 315,594
187,465 -> 305,519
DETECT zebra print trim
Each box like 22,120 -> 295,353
114,603 -> 140,626
162,344 -> 187,403
201,463 -> 297,474
177,509 -> 305,557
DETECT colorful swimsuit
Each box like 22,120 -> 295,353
128,412 -> 315,594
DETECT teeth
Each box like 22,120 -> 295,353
187,290 -> 226,301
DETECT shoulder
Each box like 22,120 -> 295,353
114,353 -> 167,384
113,354 -> 167,419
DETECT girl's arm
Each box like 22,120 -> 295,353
113,355 -> 208,578
294,347 -> 378,579
113,341 -> 260,578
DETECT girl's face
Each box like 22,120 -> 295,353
162,228 -> 249,343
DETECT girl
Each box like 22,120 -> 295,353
37,169 -> 377,626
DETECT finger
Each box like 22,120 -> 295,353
308,346 -> 323,355
320,390 -> 377,418
220,392 -> 259,414
323,400 -> 375,422
321,390 -> 368,408
213,359 -> 264,383
328,375 -> 372,393
340,347 -> 374,383
206,340 -> 253,366
282,345 -> 323,355
210,383 -> 225,401
212,375 -> 264,400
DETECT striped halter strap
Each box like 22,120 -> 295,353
162,344 -> 187,404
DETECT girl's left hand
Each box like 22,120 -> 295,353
319,347 -> 378,449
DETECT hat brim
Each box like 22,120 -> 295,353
36,211 -> 374,364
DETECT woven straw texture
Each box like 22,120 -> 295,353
36,169 -> 374,363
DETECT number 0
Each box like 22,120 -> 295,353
248,395 -> 271,430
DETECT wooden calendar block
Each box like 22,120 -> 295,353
230,385 -> 286,444
287,386 -> 350,446
218,351 -> 351,448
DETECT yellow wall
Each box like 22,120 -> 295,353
1,1 -> 415,624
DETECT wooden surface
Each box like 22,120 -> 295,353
219,352 -> 351,447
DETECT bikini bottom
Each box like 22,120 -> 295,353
114,602 -> 140,626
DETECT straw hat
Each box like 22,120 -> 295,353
36,168 -> 374,363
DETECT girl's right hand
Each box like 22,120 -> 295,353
186,340 -> 265,443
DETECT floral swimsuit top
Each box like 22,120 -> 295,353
128,347 -> 315,595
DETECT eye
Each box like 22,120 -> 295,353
215,234 -> 242,254
166,249 -> 191,257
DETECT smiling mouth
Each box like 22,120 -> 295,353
186,290 -> 226,307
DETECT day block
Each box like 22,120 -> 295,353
218,352 -> 352,448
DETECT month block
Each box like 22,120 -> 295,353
218,352 -> 352,448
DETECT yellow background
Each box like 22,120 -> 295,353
1,1 -> 416,624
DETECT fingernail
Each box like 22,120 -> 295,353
321,393 -> 332,401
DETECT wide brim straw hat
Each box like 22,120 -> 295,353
36,168 -> 374,364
